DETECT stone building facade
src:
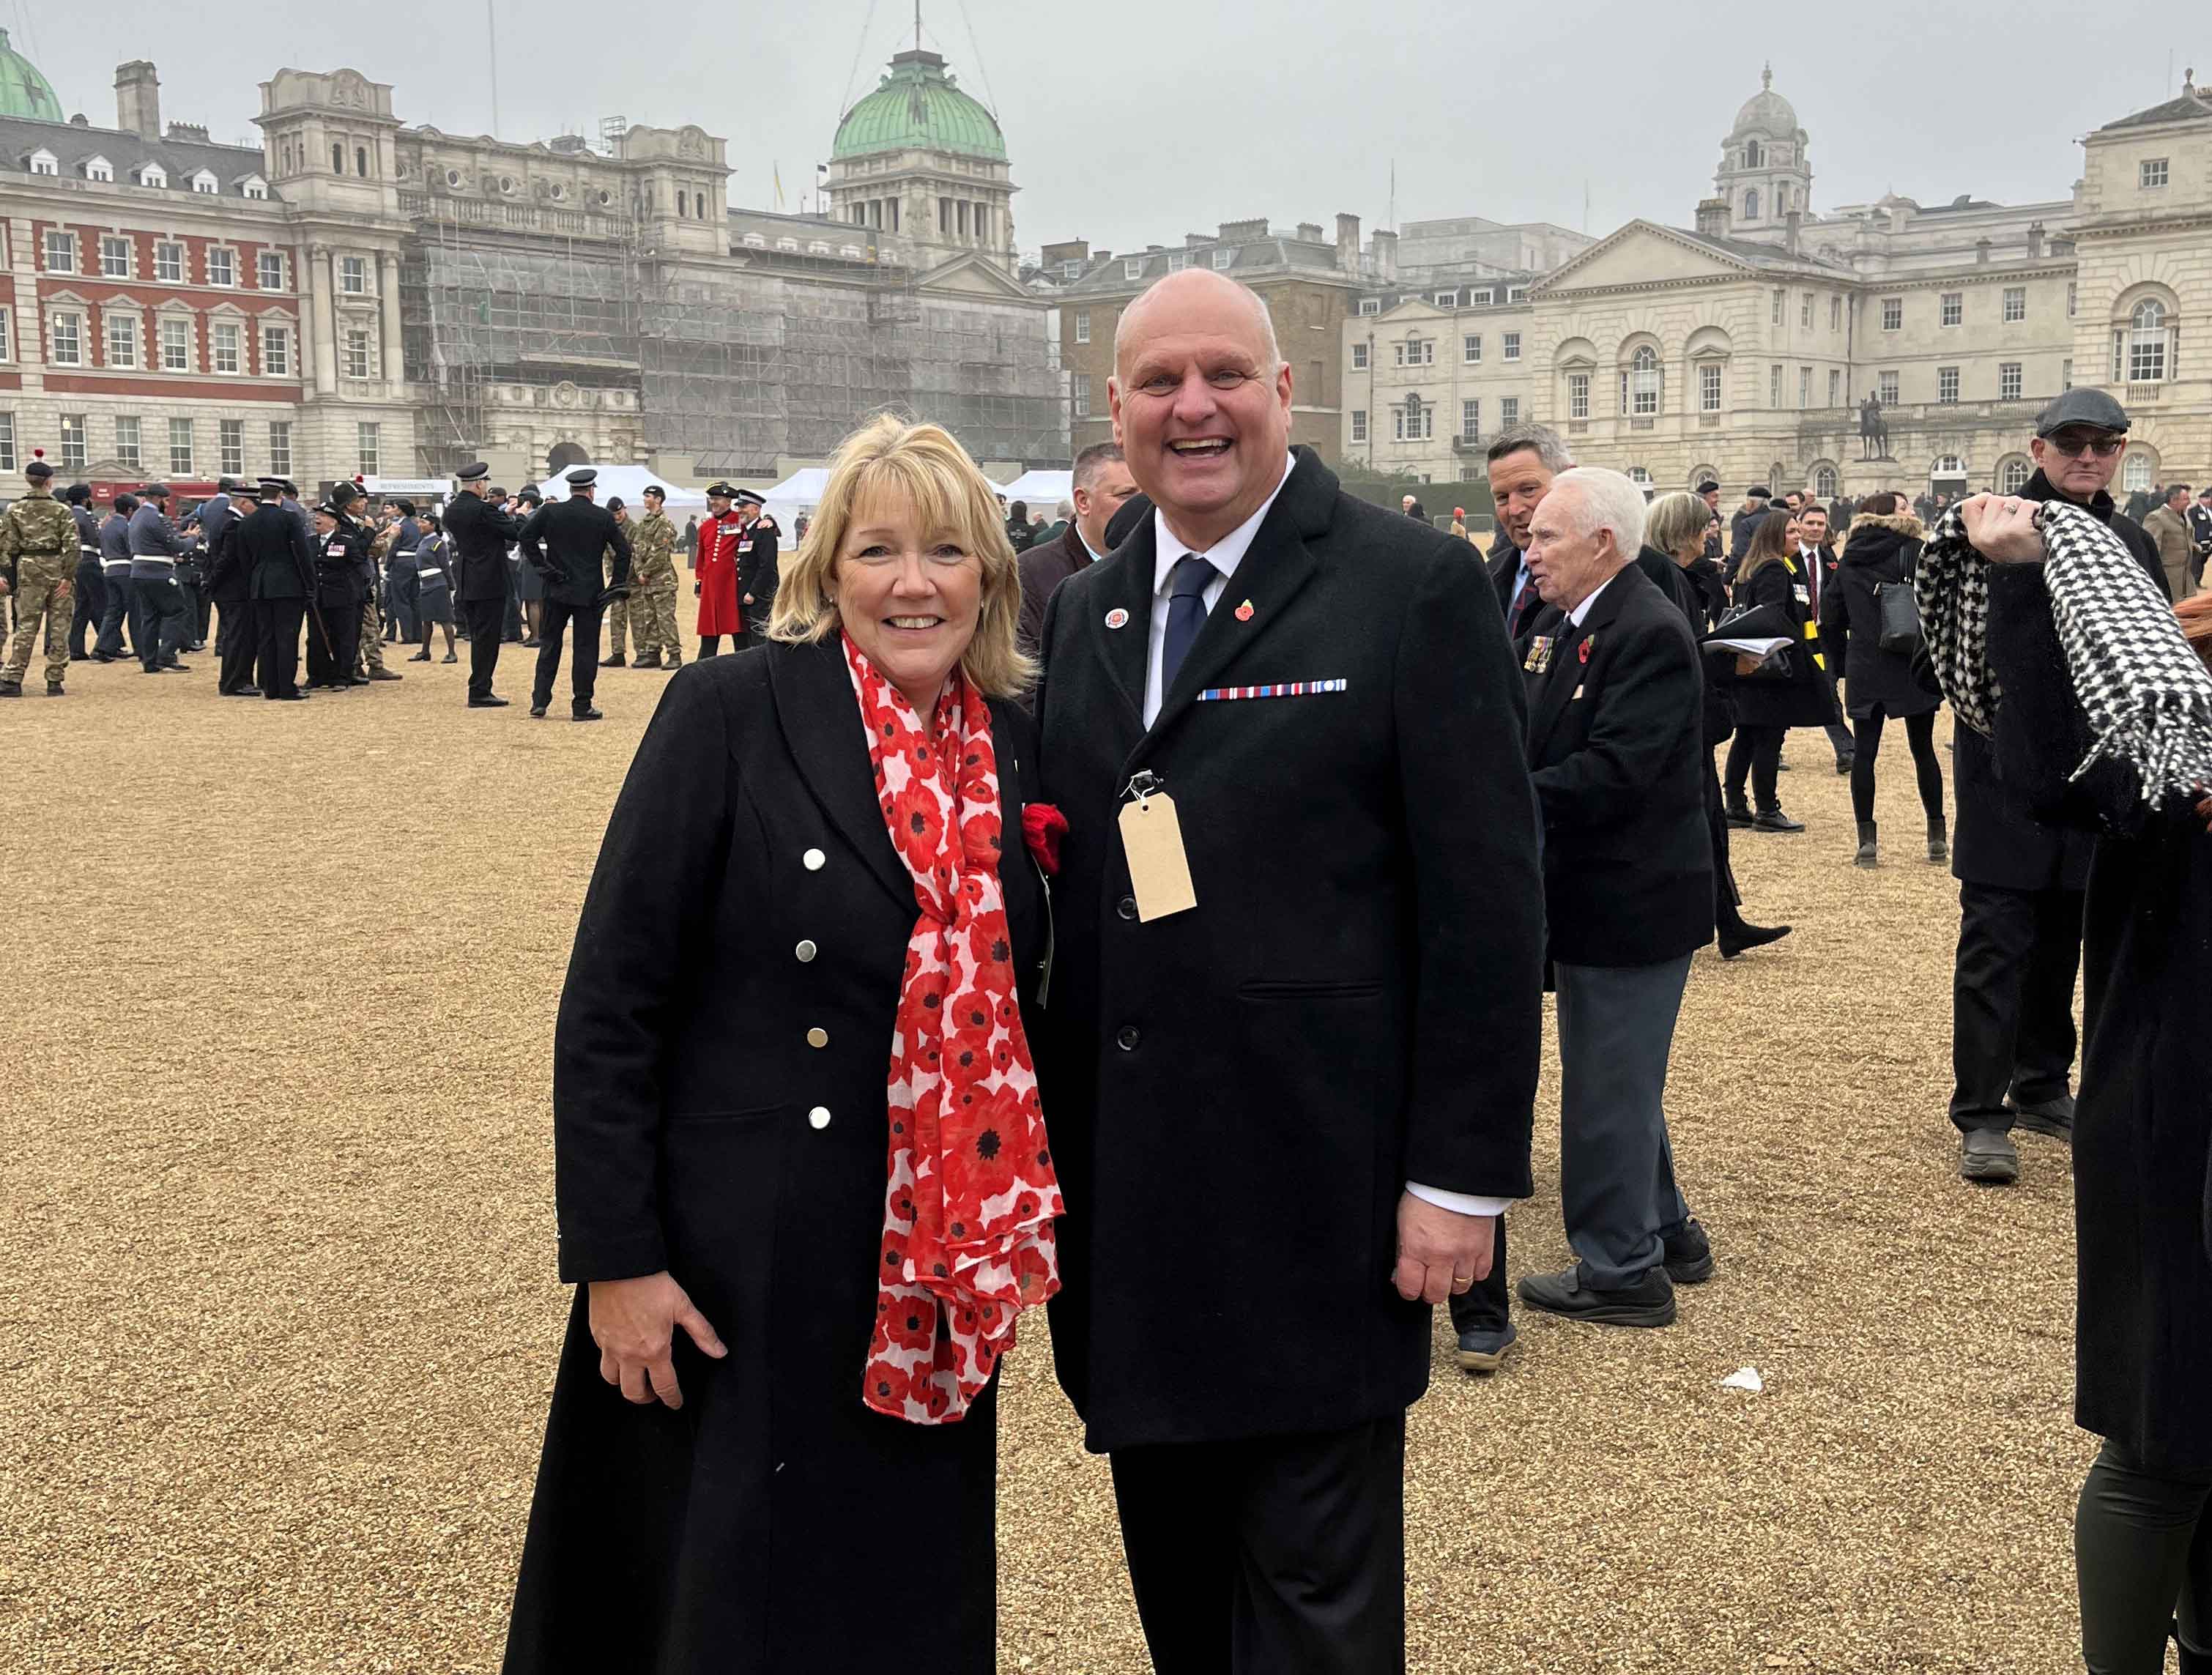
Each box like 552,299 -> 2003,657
1343,70 -> 2212,502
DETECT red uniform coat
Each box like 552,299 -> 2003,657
695,511 -> 745,636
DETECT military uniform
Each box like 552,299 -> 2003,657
601,533 -> 632,664
311,513 -> 374,688
628,507 -> 683,666
0,475 -> 81,695
355,515 -> 393,677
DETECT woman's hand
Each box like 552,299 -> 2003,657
587,1271 -> 727,1410
1959,494 -> 2046,564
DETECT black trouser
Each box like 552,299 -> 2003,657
1816,666 -> 1855,762
1450,1214 -> 1510,1337
69,557 -> 105,656
1705,754 -> 1745,932
308,603 -> 363,688
96,570 -> 136,656
1723,723 -> 1788,812
462,595 -> 505,699
1949,880 -> 2082,1134
253,598 -> 305,698
217,602 -> 258,692
133,574 -> 188,669
2077,1441 -> 2212,1674
1110,1414 -> 1406,1675
1849,707 -> 1944,825
186,578 -> 211,645
697,633 -> 724,658
533,597 -> 602,713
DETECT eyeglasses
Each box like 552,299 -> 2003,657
2042,433 -> 2126,459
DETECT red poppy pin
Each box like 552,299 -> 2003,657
1021,803 -> 1068,875
1578,636 -> 1594,664
1234,599 -> 1255,622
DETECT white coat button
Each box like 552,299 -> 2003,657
795,940 -> 817,962
806,1028 -> 828,1049
808,1106 -> 831,1129
803,848 -> 826,871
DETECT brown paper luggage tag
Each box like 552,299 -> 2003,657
1117,774 -> 1197,922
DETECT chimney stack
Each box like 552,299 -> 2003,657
1975,237 -> 1992,266
115,60 -> 160,139
1335,212 -> 1361,275
1695,197 -> 1730,238
2026,220 -> 2045,259
1373,228 -> 1399,282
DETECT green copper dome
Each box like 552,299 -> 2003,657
0,29 -> 63,124
833,50 -> 1005,163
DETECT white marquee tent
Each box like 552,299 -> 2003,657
995,469 -> 1073,508
530,465 -> 710,512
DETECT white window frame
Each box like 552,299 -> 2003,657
1351,342 -> 1368,370
59,414 -> 86,469
1507,286 -> 1527,304
344,329 -> 371,380
114,415 -> 142,469
1940,292 -> 1963,327
1211,248 -> 1233,271
1502,332 -> 1520,363
1164,254 -> 1187,274
2141,157 -> 2169,188
190,170 -> 218,196
1770,363 -> 1781,408
1798,365 -> 1811,408
1630,347 -> 1660,416
1122,257 -> 1143,281
1073,310 -> 1089,345
1357,298 -> 1380,317
100,235 -> 133,279
0,413 -> 14,470
267,420 -> 293,478
168,417 -> 194,475
43,229 -> 76,274
1567,372 -> 1589,420
154,241 -> 185,283
1800,292 -> 1812,328
219,418 -> 245,475
1499,396 -> 1520,426
357,420 -> 382,475
1699,363 -> 1722,413
1881,297 -> 1902,331
0,307 -> 12,363
1828,368 -> 1842,408
1830,295 -> 1842,333
1877,370 -> 1899,405
2003,286 -> 2026,323
1461,397 -> 1482,439
1937,365 -> 1961,404
160,315 -> 193,372
2000,456 -> 2031,494
1349,409 -> 1367,444
1434,291 -> 1456,308
1999,361 -> 2022,401
1814,464 -> 1839,498
1463,334 -> 1482,364
340,255 -> 368,294
258,250 -> 286,291
212,320 -> 243,374
50,308 -> 84,365
104,311 -> 140,368
27,149 -> 56,177
205,246 -> 237,288
137,163 -> 167,189
1071,372 -> 1091,418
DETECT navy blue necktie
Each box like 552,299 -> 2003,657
1161,554 -> 1218,692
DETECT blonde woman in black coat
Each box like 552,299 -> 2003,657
1819,492 -> 1946,866
1721,510 -> 1831,832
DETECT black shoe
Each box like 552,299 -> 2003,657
572,705 -> 604,722
1718,921 -> 1792,959
1960,1128 -> 2020,1185
633,653 -> 663,670
164,662 -> 193,673
46,681 -> 65,697
368,668 -> 403,681
1662,1219 -> 1714,1285
2010,1094 -> 2074,1143
1926,817 -> 1950,864
1855,820 -> 1879,867
599,654 -> 626,668
69,651 -> 89,661
138,666 -> 167,675
1753,809 -> 1805,833
90,651 -> 117,663
267,691 -> 308,701
1516,1265 -> 1677,1328
407,650 -> 431,662
1455,1323 -> 1518,1374
468,694 -> 511,708
1724,802 -> 1755,828
529,704 -> 548,718
226,686 -> 263,698
442,651 -> 457,664
521,636 -> 540,647
1835,754 -> 1856,776
0,681 -> 19,698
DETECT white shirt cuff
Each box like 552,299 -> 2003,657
1405,1182 -> 1513,1219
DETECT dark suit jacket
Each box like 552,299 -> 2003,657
444,490 -> 522,603
1521,564 -> 1713,966
520,497 -> 632,607
1033,447 -> 1545,1452
1017,521 -> 1092,660
236,503 -> 315,601
1484,538 -> 1522,618
206,513 -> 250,603
738,519 -> 779,634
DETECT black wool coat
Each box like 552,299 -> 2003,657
504,640 -> 1046,1674
1726,553 -> 1834,729
1521,564 -> 1713,967
445,491 -> 522,603
1953,471 -> 2167,892
737,521 -> 779,638
1982,562 -> 2212,1477
519,497 -> 632,608
313,521 -> 371,609
1822,513 -> 1938,721
235,504 -> 314,601
1032,449 -> 1545,1454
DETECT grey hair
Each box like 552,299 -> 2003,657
1643,490 -> 1710,559
1113,270 -> 1283,377
1545,467 -> 1647,559
1055,499 -> 1075,519
1485,423 -> 1575,472
1071,440 -> 1125,493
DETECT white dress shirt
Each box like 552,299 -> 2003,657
1142,452 -> 1512,1223
1565,570 -> 1617,629
1143,453 -> 1299,726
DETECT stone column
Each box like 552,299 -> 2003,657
307,244 -> 338,395
378,249 -> 404,395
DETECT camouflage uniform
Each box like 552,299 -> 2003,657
627,509 -> 682,665
0,483 -> 78,692
603,540 -> 631,659
357,523 -> 392,674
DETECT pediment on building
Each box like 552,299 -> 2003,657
1373,298 -> 1450,324
1535,220 -> 1767,294
914,252 -> 1034,301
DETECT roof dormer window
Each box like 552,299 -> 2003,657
240,175 -> 268,199
190,169 -> 218,194
27,148 -> 56,176
83,155 -> 113,182
137,162 -> 167,188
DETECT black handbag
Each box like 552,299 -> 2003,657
1876,546 -> 1923,658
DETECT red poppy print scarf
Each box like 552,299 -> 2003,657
845,632 -> 1061,1425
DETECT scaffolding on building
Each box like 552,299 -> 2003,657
397,193 -> 1065,479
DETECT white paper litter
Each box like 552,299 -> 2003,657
1720,1366 -> 1764,1393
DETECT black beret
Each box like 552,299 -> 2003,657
604,497 -> 625,512
63,482 -> 92,503
1696,480 -> 1720,494
141,481 -> 170,498
25,459 -> 53,479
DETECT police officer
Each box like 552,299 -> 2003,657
515,467 -> 631,721
444,464 -> 523,707
734,489 -> 779,645
127,484 -> 193,674
240,478 -> 317,700
204,483 -> 259,695
306,499 -> 372,690
0,457 -> 79,697
64,483 -> 104,661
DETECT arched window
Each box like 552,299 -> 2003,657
1998,456 -> 2031,494
1743,188 -> 1760,220
1813,464 -> 1838,498
332,142 -> 344,174
1744,140 -> 1764,169
676,190 -> 687,217
2123,298 -> 2168,384
1627,466 -> 1652,486
1630,344 -> 1660,415
2123,452 -> 2156,494
356,146 -> 370,179
1934,455 -> 1968,478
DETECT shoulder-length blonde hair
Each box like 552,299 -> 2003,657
766,413 -> 1033,698
1644,491 -> 1710,562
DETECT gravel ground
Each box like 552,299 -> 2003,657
1,651 -> 2099,1672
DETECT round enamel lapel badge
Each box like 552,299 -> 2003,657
1105,607 -> 1130,630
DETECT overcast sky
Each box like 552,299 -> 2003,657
33,0 -> 2209,256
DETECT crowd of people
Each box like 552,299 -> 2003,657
0,469 -> 785,718
491,266 -> 2209,1675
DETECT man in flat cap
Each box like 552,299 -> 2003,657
516,467 -> 631,720
0,456 -> 79,697
445,462 -> 525,707
1947,387 -> 2165,1188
